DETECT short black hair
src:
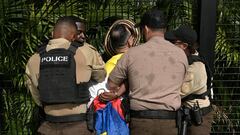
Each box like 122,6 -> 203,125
109,24 -> 131,49
136,9 -> 166,29
54,16 -> 77,31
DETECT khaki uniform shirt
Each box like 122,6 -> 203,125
109,36 -> 188,111
25,38 -> 106,116
181,61 -> 211,108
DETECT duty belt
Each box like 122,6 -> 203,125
46,113 -> 86,123
130,109 -> 177,119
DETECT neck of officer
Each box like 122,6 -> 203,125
147,30 -> 165,41
53,32 -> 72,41
116,45 -> 129,54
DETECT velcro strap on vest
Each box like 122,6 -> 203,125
38,45 -> 47,55
46,113 -> 86,123
130,110 -> 176,119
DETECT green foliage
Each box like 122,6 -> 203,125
0,0 -> 91,134
215,0 -> 240,67
215,28 -> 239,67
2,89 -> 35,134
212,0 -> 240,132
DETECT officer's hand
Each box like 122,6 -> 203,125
99,91 -> 118,102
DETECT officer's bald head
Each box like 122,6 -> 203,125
53,16 -> 77,41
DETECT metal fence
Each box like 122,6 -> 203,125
211,0 -> 240,134
0,0 -> 239,134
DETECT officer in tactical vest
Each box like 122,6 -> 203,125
165,25 -> 213,135
25,16 -> 106,135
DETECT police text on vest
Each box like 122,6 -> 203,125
41,56 -> 68,62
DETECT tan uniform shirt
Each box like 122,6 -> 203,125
109,36 -> 188,111
181,61 -> 211,108
25,38 -> 106,116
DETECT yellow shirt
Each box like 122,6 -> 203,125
105,53 -> 123,75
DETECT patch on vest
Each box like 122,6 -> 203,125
40,54 -> 70,66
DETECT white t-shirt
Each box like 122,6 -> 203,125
88,77 -> 109,108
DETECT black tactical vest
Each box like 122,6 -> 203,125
38,44 -> 89,105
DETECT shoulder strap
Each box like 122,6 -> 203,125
70,41 -> 84,48
68,42 -> 83,55
38,45 -> 47,56
68,43 -> 77,54
187,55 -> 203,65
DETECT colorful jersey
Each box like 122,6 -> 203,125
105,53 -> 123,75
94,97 -> 129,135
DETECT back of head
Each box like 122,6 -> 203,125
104,19 -> 140,57
69,16 -> 86,30
165,25 -> 198,47
53,16 -> 77,41
136,9 -> 166,31
165,25 -> 199,54
109,24 -> 131,49
68,16 -> 85,24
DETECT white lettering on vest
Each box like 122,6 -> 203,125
41,56 -> 68,62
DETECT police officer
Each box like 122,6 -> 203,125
106,9 -> 188,135
165,25 -> 213,135
25,16 -> 106,135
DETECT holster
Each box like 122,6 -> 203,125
178,104 -> 212,135
86,104 -> 95,132
176,109 -> 182,135
190,104 -> 203,126
178,106 -> 191,135
121,95 -> 130,123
